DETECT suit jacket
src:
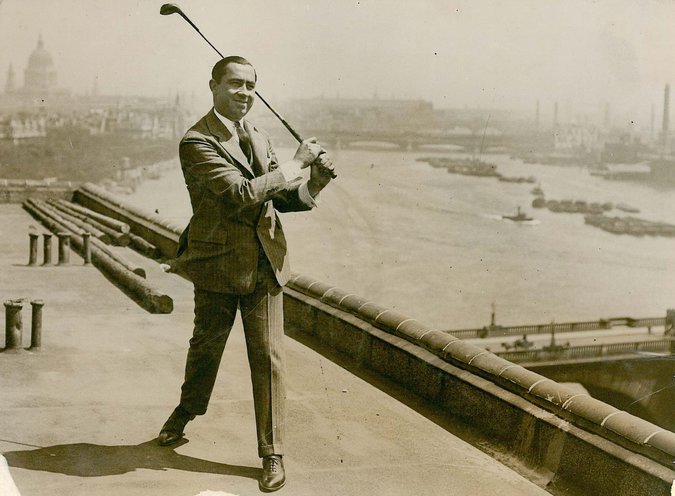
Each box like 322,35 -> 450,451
175,109 -> 312,294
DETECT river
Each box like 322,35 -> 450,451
124,148 -> 675,330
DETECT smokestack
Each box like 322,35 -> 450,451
662,84 -> 671,153
553,101 -> 559,127
662,84 -> 670,133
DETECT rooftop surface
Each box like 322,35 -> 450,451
0,203 -> 551,496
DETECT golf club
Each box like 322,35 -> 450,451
160,3 -> 337,178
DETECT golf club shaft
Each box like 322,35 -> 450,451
255,93 -> 302,143
179,13 -> 225,58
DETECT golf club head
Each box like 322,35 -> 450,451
160,3 -> 183,16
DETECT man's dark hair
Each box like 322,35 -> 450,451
211,56 -> 256,83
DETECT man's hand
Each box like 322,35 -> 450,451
293,137 -> 324,168
308,152 -> 335,197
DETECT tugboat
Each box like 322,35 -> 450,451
502,206 -> 533,222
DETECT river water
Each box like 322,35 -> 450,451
125,148 -> 675,330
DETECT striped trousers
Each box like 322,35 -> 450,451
178,250 -> 286,458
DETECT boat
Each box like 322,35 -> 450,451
531,197 -> 546,208
530,185 -> 544,196
417,157 -> 500,178
616,202 -> 640,214
499,175 -> 537,184
584,214 -> 675,237
503,206 -> 533,222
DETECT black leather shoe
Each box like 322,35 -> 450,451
259,455 -> 286,492
157,406 -> 195,447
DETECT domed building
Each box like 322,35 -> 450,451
0,35 -> 71,111
0,35 -> 191,134
23,35 -> 58,93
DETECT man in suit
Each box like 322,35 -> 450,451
157,55 -> 334,492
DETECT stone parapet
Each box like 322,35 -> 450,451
285,273 -> 675,495
0,179 -> 77,203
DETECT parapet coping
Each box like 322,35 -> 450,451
286,273 -> 675,467
0,178 -> 79,188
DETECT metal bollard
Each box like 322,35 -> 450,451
28,233 -> 39,266
82,232 -> 92,265
43,233 -> 53,265
4,300 -> 23,350
30,299 -> 44,350
57,232 -> 70,265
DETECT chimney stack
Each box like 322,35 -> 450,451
663,84 -> 670,133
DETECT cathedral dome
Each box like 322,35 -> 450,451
27,36 -> 55,70
23,35 -> 57,92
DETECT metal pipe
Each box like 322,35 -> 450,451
27,199 -> 146,278
42,233 -> 53,265
28,233 -> 39,266
43,200 -> 111,244
4,300 -> 23,350
57,232 -> 70,265
47,199 -> 131,245
55,199 -> 131,234
29,299 -> 44,350
24,200 -> 172,314
82,232 -> 92,265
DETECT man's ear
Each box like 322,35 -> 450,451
209,79 -> 216,92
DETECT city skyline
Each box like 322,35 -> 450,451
0,0 -> 674,128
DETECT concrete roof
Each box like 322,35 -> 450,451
0,204 -> 550,496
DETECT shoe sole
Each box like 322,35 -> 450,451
258,479 -> 286,492
157,432 -> 184,447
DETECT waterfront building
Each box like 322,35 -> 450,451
286,96 -> 435,133
0,36 -> 193,140
553,123 -> 598,153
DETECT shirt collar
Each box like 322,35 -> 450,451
213,108 -> 244,139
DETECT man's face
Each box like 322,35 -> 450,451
209,63 -> 256,121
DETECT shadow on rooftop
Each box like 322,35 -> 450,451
2,439 -> 260,480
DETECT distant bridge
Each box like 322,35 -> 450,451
494,338 -> 673,363
272,129 -> 517,151
447,316 -> 666,340
449,316 -> 672,362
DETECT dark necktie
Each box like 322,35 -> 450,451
234,121 -> 253,165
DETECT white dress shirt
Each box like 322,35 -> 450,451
213,108 -> 317,207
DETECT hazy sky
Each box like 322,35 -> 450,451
1,0 -> 674,124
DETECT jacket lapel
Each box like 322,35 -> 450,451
205,110 -> 255,177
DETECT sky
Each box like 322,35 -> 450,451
1,0 -> 674,125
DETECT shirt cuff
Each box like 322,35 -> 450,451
278,159 -> 303,182
298,181 -> 318,207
